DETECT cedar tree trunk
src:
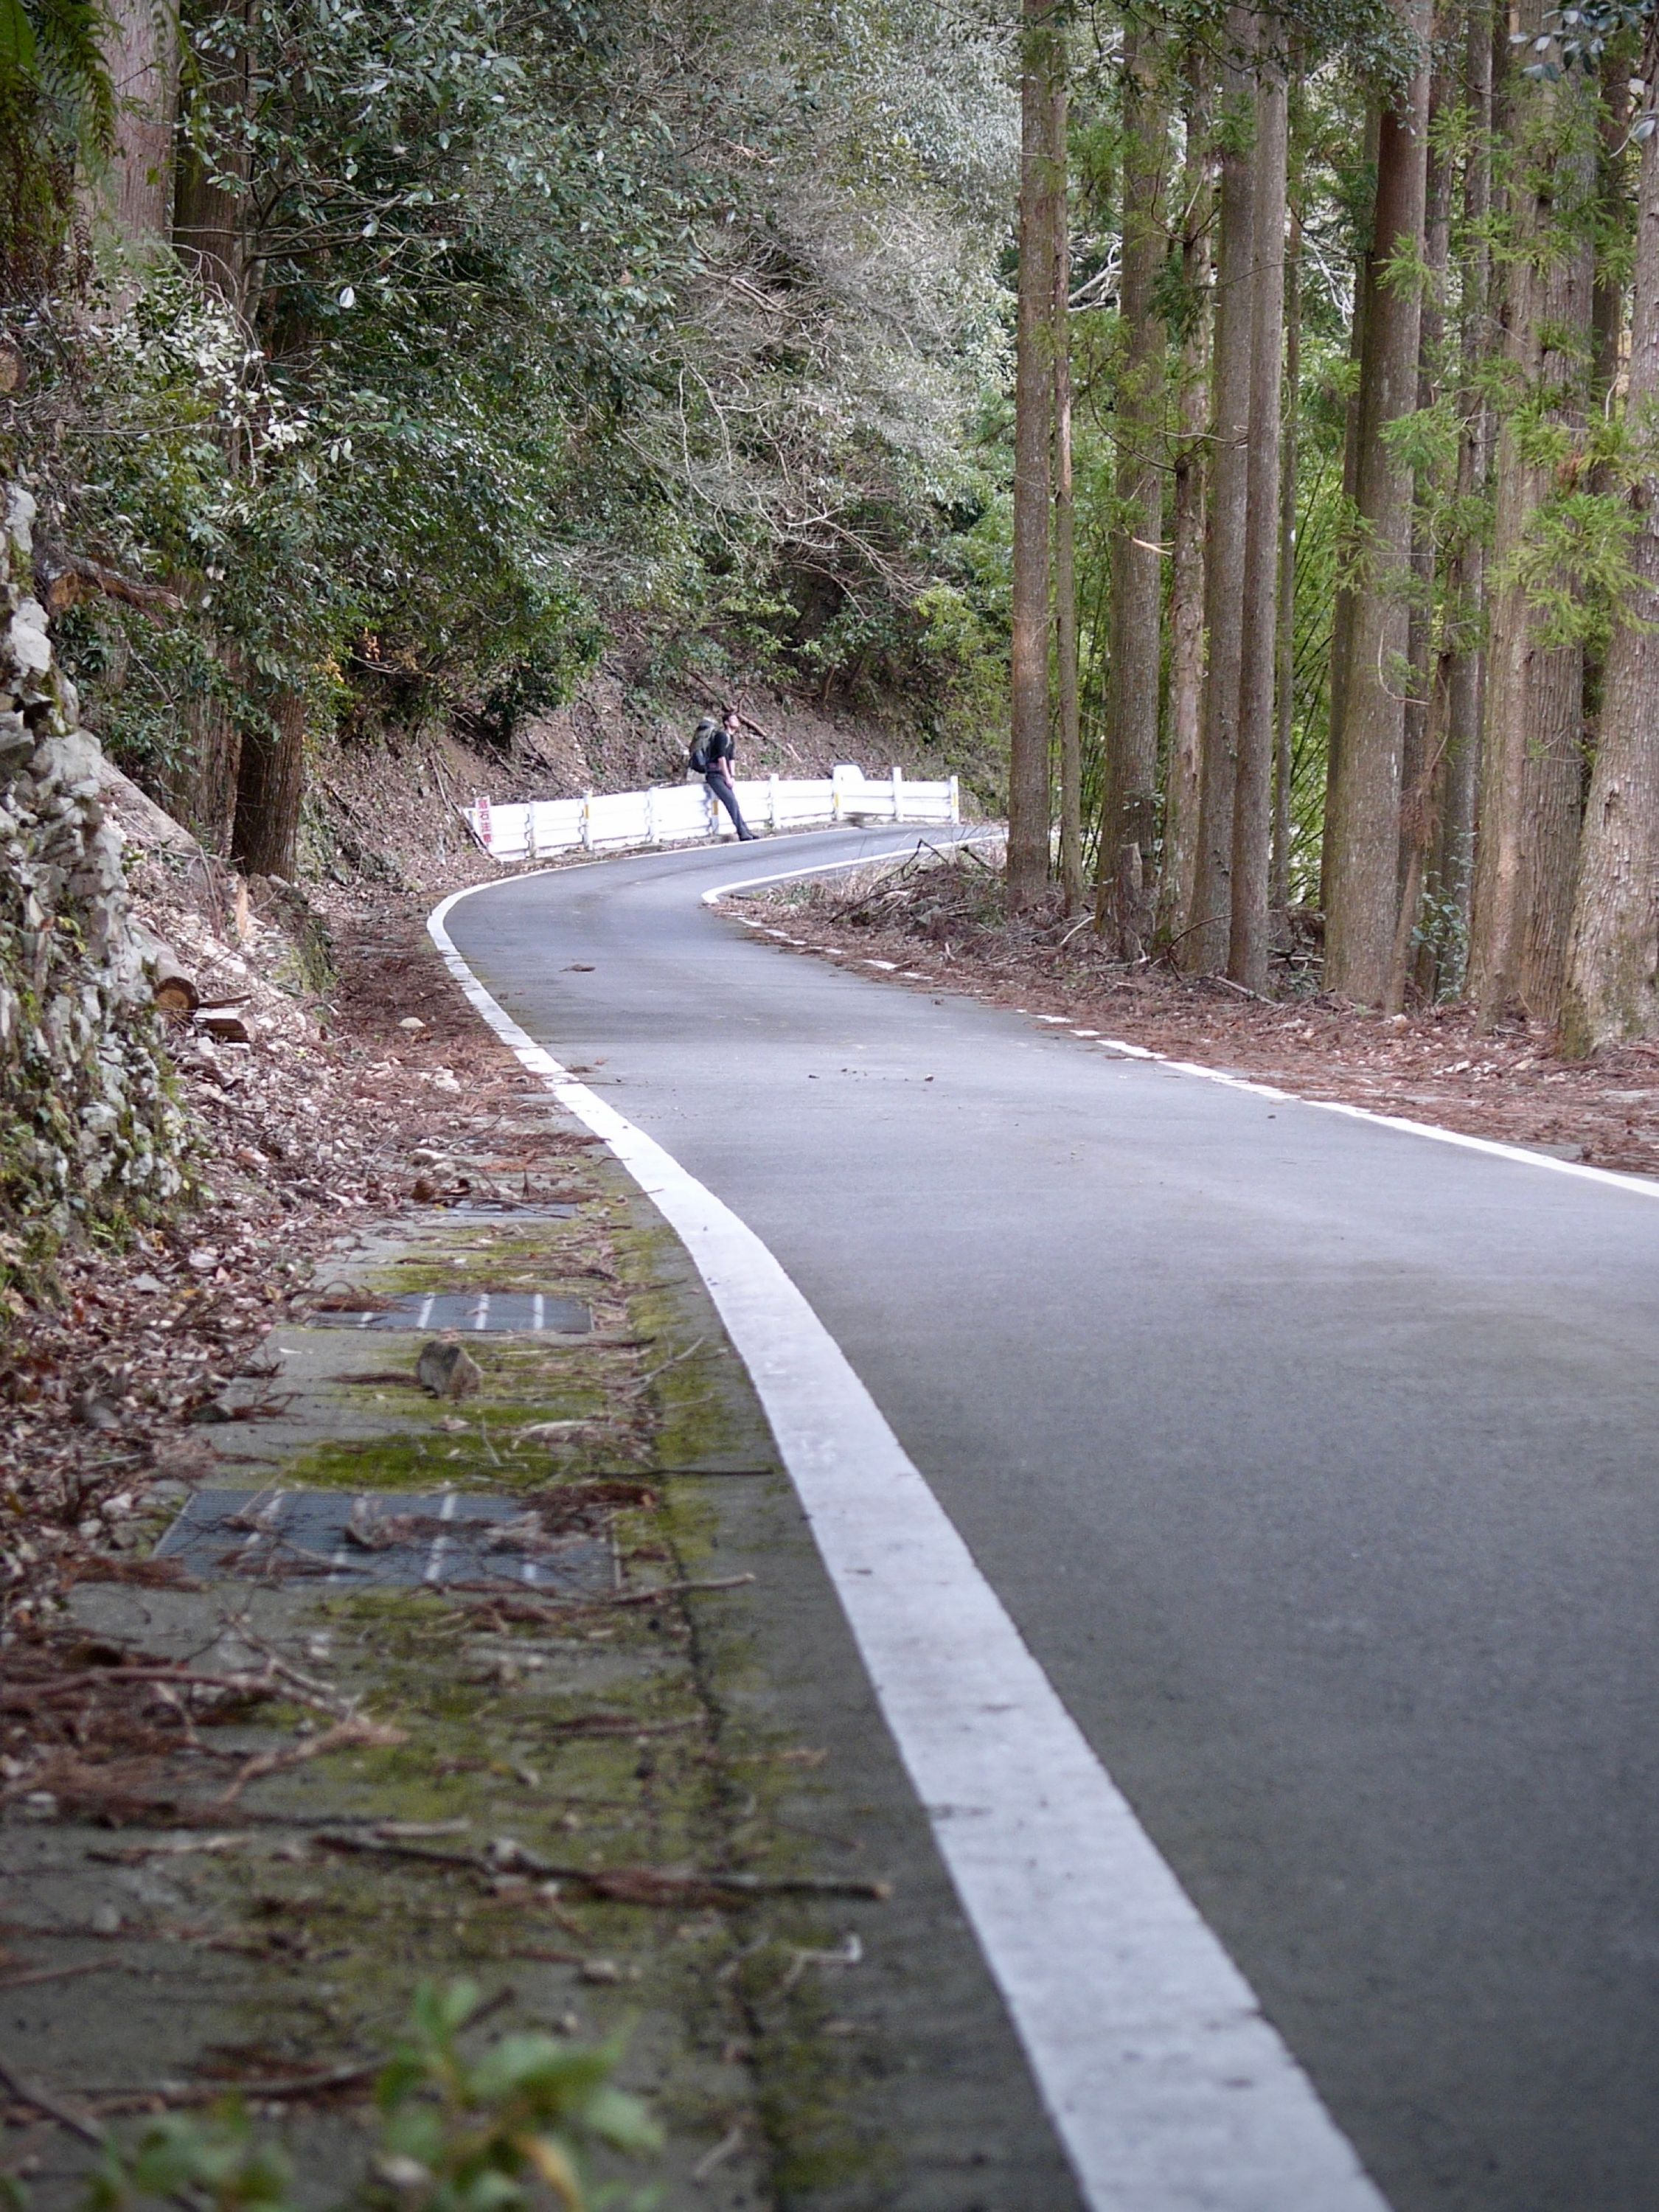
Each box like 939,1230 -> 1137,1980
1323,7 -> 1431,1004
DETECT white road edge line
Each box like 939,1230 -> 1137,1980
429,859 -> 1389,2212
699,843 -> 1659,1202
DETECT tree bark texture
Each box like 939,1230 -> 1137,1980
1394,40 -> 1455,1009
1097,23 -> 1168,954
1273,145 -> 1302,928
1161,49 -> 1213,950
1052,65 -> 1083,914
173,4 -> 254,318
1561,83 -> 1659,1054
1467,26 -> 1596,1023
1007,0 -> 1062,913
1188,6 -> 1256,973
1579,68 -> 1633,869
1435,0 -> 1495,991
231,686 -> 307,879
1228,41 -> 1288,990
1324,8 -> 1431,1005
105,0 -> 177,239
170,681 -> 243,854
1321,105 -> 1382,911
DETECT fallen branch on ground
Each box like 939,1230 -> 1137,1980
215,1717 -> 406,1809
449,1574 -> 754,1616
314,1830 -> 890,1905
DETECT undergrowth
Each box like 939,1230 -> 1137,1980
12,1983 -> 658,2212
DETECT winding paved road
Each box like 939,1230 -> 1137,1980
443,826 -> 1659,2212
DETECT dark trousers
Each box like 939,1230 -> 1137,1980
706,770 -> 757,838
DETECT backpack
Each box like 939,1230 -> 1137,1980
689,717 -> 720,774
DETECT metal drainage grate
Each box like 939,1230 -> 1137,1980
154,1488 -> 616,1591
315,1292 -> 590,1335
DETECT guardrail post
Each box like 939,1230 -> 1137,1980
769,773 -> 779,832
891,765 -> 903,821
526,804 -> 538,862
580,793 -> 594,851
949,775 -> 960,824
646,788 -> 658,846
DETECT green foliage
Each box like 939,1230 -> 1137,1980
70,1983 -> 658,2212
0,0 -> 115,288
1497,487 -> 1642,651
18,0 -> 1020,799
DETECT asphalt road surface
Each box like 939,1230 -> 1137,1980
445,826 -> 1659,2212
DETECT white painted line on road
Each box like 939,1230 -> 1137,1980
1135,1050 -> 1659,1197
700,842 -> 1659,1203
430,875 -> 1391,2212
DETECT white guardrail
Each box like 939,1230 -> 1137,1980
463,764 -> 960,863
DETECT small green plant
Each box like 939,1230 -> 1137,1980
73,1983 -> 660,2212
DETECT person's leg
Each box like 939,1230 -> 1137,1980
706,772 -> 757,838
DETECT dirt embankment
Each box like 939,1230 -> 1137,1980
314,655 -> 966,901
757,847 -> 1659,1179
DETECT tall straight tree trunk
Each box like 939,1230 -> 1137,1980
1323,3 -> 1431,1003
1579,66 -> 1632,854
173,0 -> 260,327
171,0 -> 257,846
1052,59 -> 1082,914
1097,22 -> 1169,953
1007,0 -> 1063,912
1435,0 -> 1495,992
167,667 -> 243,854
105,0 -> 177,239
1229,31 -> 1288,990
1188,4 -> 1256,973
1321,103 -> 1382,911
1162,47 -> 1213,948
1590,71 -> 1632,399
1467,14 -> 1596,1022
1394,34 -> 1455,1009
1561,48 -> 1659,1053
231,686 -> 307,879
1273,100 -> 1303,931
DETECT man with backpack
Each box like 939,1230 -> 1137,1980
691,705 -> 758,841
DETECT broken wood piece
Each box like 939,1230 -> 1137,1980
66,1557 -> 204,1592
448,1573 -> 755,1613
195,1005 -> 253,1043
153,973 -> 201,1017
692,2124 -> 746,2184
80,2061 -> 378,2119
89,1834 -> 249,1865
0,2053 -> 102,2146
32,546 -> 183,622
215,1717 -> 406,1809
0,1961 -> 120,1993
313,1832 -> 890,1907
536,1714 -> 702,1739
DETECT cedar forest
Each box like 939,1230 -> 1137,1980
6,0 -> 1659,1050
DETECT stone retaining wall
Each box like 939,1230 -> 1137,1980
0,484 -> 187,1290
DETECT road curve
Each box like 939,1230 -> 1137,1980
442,828 -> 1659,2212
